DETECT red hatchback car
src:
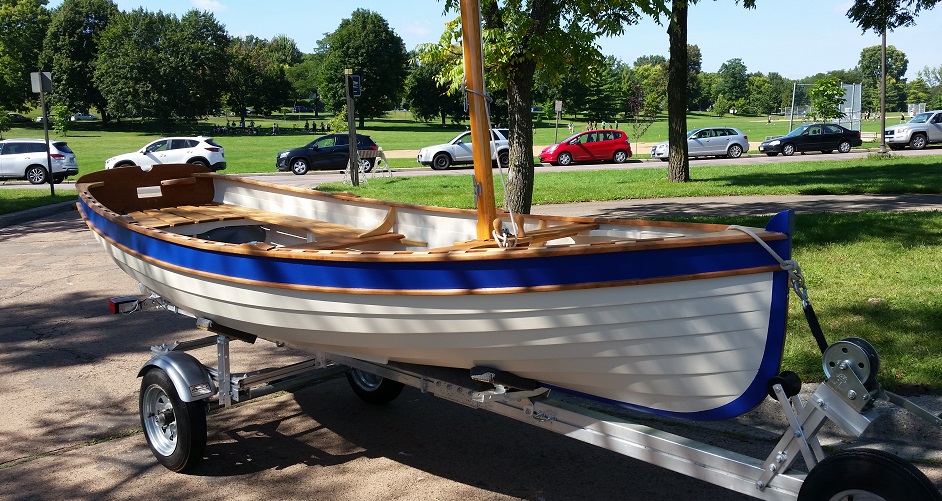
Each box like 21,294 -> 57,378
539,129 -> 633,166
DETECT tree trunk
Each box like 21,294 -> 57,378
505,60 -> 537,215
667,0 -> 690,183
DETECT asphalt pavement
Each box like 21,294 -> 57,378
1,196 -> 941,500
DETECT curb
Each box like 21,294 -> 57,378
0,199 -> 78,229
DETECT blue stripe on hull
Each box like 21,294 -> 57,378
81,200 -> 791,292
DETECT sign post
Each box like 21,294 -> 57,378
344,69 -> 359,186
30,71 -> 54,196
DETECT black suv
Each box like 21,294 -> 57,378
276,133 -> 379,175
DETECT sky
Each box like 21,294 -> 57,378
50,0 -> 942,81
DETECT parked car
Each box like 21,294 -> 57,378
105,136 -> 226,171
539,129 -> 632,166
0,138 -> 79,184
416,129 -> 510,170
276,133 -> 379,175
290,106 -> 313,113
650,127 -> 749,161
70,113 -> 98,121
7,113 -> 31,123
758,123 -> 862,156
884,110 -> 942,150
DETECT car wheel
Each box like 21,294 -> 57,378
25,165 -> 48,185
782,144 -> 795,156
290,158 -> 309,175
838,140 -> 852,153
53,176 -> 65,184
726,144 -> 743,159
188,159 -> 208,167
889,144 -> 903,151
909,133 -> 927,150
359,158 -> 373,173
496,150 -> 509,168
658,157 -> 669,162
431,153 -> 451,170
557,152 -> 573,166
612,150 -> 628,163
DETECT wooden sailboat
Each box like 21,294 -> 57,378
76,0 -> 794,421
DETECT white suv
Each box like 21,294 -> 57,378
417,128 -> 510,170
105,136 -> 226,170
0,138 -> 79,184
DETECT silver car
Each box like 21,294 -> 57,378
417,128 -> 510,170
105,136 -> 226,171
0,138 -> 79,184
650,127 -> 749,161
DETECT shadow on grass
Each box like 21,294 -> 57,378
705,160 -> 942,194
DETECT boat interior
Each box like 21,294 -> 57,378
78,164 -> 746,255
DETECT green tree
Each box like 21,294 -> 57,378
634,54 -> 665,67
406,52 -> 464,125
95,8 -> 229,123
685,44 -> 703,111
40,0 -> 117,123
317,9 -> 408,128
286,53 -> 322,113
746,74 -> 775,115
0,0 -> 51,112
225,35 -> 291,120
583,56 -> 622,121
858,44 -> 908,112
716,58 -> 749,103
268,34 -> 302,67
433,0 -> 661,214
50,102 -> 69,135
906,77 -> 930,106
809,77 -> 846,119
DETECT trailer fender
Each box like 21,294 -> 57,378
138,351 -> 216,403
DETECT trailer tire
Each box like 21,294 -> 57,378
346,369 -> 404,404
798,448 -> 942,501
140,368 -> 207,472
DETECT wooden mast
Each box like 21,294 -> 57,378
459,0 -> 497,240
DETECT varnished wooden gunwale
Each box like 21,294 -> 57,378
76,166 -> 788,263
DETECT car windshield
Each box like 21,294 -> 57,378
909,113 -> 932,124
784,125 -> 811,137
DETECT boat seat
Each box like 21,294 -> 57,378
278,232 -> 408,250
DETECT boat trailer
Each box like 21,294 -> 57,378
115,292 -> 942,500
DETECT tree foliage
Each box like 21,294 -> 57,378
317,9 -> 409,128
95,8 -> 228,124
809,77 -> 846,119
846,0 -> 939,34
716,58 -> 749,102
40,0 -> 117,121
406,52 -> 464,125
0,0 -> 51,112
225,36 -> 291,119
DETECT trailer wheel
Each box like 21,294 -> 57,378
140,368 -> 207,472
346,369 -> 404,404
798,448 -> 942,501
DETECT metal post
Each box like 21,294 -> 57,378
880,30 -> 887,154
788,82 -> 797,132
39,86 -> 54,196
344,69 -> 358,186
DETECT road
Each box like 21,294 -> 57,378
1,210 -> 940,500
2,145 -> 941,191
